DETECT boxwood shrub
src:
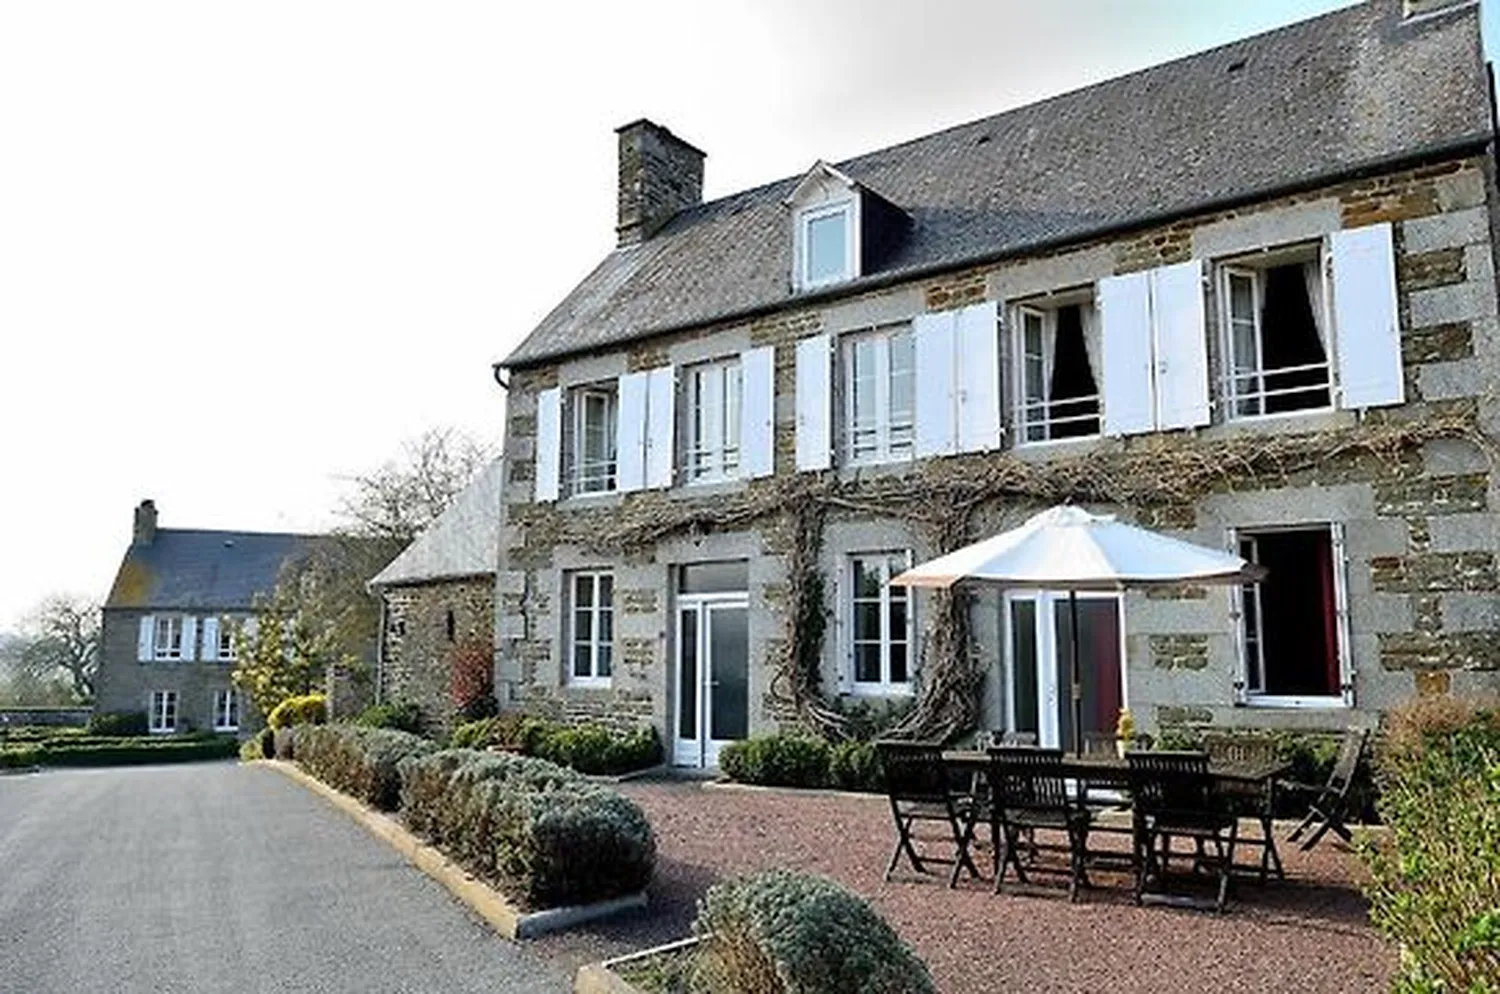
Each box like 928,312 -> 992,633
694,870 -> 935,994
296,724 -> 436,811
355,700 -> 425,735
447,715 -> 661,776
267,694 -> 327,730
720,733 -> 831,789
397,748 -> 655,910
828,740 -> 883,793
1,736 -> 238,768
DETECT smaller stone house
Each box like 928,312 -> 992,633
369,459 -> 503,730
95,500 -> 327,734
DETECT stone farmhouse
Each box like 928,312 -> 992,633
493,0 -> 1500,769
369,459 -> 503,732
96,500 -> 329,734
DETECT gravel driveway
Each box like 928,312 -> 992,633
0,763 -> 569,994
533,780 -> 1392,994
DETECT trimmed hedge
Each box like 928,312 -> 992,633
295,724 -> 436,811
448,715 -> 661,776
1,735 -> 238,768
828,740 -> 883,793
720,734 -> 833,789
87,711 -> 149,737
267,694 -> 327,730
694,870 -> 935,994
397,748 -> 655,910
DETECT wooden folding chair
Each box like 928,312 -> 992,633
876,741 -> 982,887
1283,727 -> 1369,852
987,746 -> 1092,901
1128,750 -> 1239,913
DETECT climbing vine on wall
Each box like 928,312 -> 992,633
519,408 -> 1486,743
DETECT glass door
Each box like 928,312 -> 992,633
674,596 -> 750,767
1006,591 -> 1125,750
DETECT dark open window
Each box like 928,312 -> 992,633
1016,300 -> 1099,442
1223,252 -> 1331,418
1239,527 -> 1343,699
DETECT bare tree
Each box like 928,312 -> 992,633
9,595 -> 101,701
336,427 -> 494,544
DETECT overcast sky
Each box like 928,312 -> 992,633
0,0 -> 1491,630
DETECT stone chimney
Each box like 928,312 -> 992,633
133,499 -> 157,546
615,119 -> 705,246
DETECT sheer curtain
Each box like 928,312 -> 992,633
1303,259 -> 1331,361
1080,304 -> 1103,394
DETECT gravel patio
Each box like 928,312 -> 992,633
532,779 -> 1391,993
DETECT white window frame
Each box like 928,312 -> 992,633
153,616 -> 183,661
843,325 -> 915,466
798,201 -> 856,289
149,690 -> 178,734
1229,523 -> 1353,709
685,357 -> 742,484
847,552 -> 915,696
1218,250 -> 1334,422
212,688 -> 240,731
567,571 -> 614,688
1011,302 -> 1101,445
571,386 -> 618,495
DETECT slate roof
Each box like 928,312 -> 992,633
369,459 -> 504,588
105,529 -> 326,611
503,0 -> 1491,369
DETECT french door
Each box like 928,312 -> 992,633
674,595 -> 750,767
1004,591 -> 1126,750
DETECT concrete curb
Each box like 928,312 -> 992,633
257,759 -> 647,939
574,936 -> 705,994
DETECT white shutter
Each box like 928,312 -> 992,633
137,616 -> 155,662
794,335 -> 832,471
616,371 -> 649,493
1098,271 -> 1157,436
1331,522 -> 1355,707
181,616 -> 197,661
533,387 -> 562,503
955,300 -> 1001,452
201,617 -> 219,662
645,365 -> 676,489
914,310 -> 958,458
1331,222 -> 1404,409
1151,260 -> 1210,430
739,346 -> 775,479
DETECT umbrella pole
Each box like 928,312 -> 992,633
1069,590 -> 1084,757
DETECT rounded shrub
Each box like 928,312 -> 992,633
267,694 -> 327,730
354,700 -> 425,735
719,733 -> 831,788
694,870 -> 935,994
533,722 -> 662,776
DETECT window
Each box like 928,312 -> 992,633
800,203 -> 854,288
1220,248 -> 1332,418
849,553 -> 914,693
212,689 -> 240,731
217,618 -> 237,661
569,386 -> 617,495
685,358 -> 742,483
844,325 -> 915,464
153,616 -> 183,660
149,691 -> 178,734
445,609 -> 456,643
568,572 -> 614,686
1236,525 -> 1348,704
1013,299 -> 1100,442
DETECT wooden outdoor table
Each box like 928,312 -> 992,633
943,750 -> 1293,881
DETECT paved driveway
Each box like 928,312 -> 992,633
0,762 -> 570,994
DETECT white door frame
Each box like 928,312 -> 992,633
673,591 -> 750,768
1003,590 -> 1128,748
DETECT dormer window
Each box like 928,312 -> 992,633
785,161 -> 906,294
800,202 -> 855,288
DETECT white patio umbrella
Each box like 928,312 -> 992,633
890,504 -> 1262,753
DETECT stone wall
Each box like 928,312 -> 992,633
379,576 -> 495,733
94,608 -> 244,732
498,154 -> 1500,751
